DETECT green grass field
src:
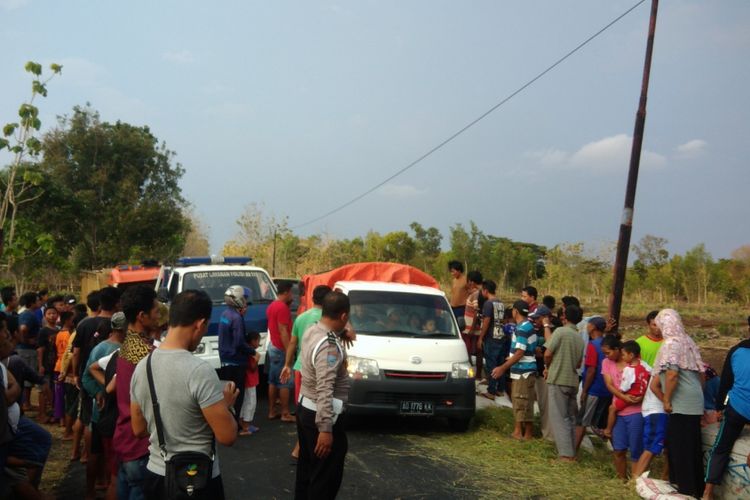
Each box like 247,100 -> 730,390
411,407 -> 643,500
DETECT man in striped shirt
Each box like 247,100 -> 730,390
491,300 -> 537,440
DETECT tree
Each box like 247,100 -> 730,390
40,106 -> 190,268
0,61 -> 62,258
182,210 -> 210,256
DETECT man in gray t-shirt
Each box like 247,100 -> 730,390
130,290 -> 238,499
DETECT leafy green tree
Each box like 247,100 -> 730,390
40,105 -> 189,268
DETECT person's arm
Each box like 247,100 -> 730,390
478,317 -> 491,349
89,362 -> 105,386
105,375 -> 117,395
71,347 -> 81,387
650,376 -> 664,400
279,307 -> 292,350
312,343 -> 342,459
36,345 -> 45,376
5,369 -> 21,405
662,368 -> 680,414
130,401 -> 149,438
201,382 -> 239,446
603,371 -> 635,402
280,335 -> 299,384
716,345 -> 740,412
492,349 -> 524,379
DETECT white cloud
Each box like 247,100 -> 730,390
162,50 -> 195,64
526,134 -> 667,173
674,139 -> 707,159
377,183 -> 428,198
0,0 -> 30,11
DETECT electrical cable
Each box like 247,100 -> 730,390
291,0 -> 647,229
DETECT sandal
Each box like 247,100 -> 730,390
480,392 -> 496,401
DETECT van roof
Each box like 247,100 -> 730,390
334,281 -> 447,297
174,265 -> 270,273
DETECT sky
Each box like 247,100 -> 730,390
1,0 -> 748,259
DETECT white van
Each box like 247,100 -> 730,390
334,281 -> 476,431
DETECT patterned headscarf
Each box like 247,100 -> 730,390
651,309 -> 705,375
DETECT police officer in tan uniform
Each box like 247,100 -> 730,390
295,291 -> 351,500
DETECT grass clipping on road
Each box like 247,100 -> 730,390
409,407 -> 640,500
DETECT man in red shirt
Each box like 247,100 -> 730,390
266,282 -> 295,422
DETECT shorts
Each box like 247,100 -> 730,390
577,394 -> 610,428
239,386 -> 257,422
612,412 -> 644,461
267,345 -> 294,389
642,413 -> 668,455
79,393 -> 93,425
7,416 -> 52,466
64,383 -> 80,418
511,373 -> 536,423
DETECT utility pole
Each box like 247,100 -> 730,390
272,227 -> 277,276
608,0 -> 660,328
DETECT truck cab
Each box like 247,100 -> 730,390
156,256 -> 276,368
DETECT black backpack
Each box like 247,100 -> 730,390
0,366 -> 12,446
97,351 -> 119,438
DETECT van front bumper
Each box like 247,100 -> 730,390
345,377 -> 475,419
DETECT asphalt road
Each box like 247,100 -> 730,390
57,394 -> 485,500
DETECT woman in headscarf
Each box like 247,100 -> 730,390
649,309 -> 705,497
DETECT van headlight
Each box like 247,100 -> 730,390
194,342 -> 206,355
347,356 -> 380,380
452,362 -> 475,379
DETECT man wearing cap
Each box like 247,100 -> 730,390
530,304 -> 555,441
575,316 -> 611,450
491,300 -> 538,440
544,304 -> 585,461
296,291 -> 351,499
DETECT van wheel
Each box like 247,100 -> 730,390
449,417 -> 471,432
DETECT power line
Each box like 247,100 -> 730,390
291,0 -> 647,230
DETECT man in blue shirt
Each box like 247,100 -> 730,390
217,285 -> 254,421
704,337 -> 750,498
491,300 -> 537,440
17,292 -> 42,411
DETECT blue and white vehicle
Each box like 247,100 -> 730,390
155,256 -> 276,368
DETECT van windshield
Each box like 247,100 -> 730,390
182,270 -> 276,305
348,290 -> 458,337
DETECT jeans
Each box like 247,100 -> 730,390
483,336 -> 508,395
117,455 -> 149,500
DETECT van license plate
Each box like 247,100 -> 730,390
399,400 -> 434,415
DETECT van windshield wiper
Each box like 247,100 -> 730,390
411,332 -> 456,338
359,330 -> 414,336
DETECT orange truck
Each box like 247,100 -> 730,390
80,263 -> 161,298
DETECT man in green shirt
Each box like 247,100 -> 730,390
544,304 -> 585,461
635,310 -> 662,366
281,285 -> 331,460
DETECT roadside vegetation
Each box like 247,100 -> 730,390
412,407 -> 641,500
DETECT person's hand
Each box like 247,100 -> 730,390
57,373 -> 65,383
491,366 -> 504,380
73,375 -> 81,390
664,400 -> 673,414
254,352 -> 261,363
314,431 -> 333,458
579,393 -> 588,409
543,368 -> 549,380
223,381 -> 239,408
280,366 -> 291,384
606,317 -> 618,333
625,395 -> 639,404
96,392 -> 105,410
716,410 -> 724,421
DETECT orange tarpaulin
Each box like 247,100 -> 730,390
298,262 -> 440,314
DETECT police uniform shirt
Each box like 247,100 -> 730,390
299,322 -> 350,433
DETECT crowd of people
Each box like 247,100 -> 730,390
1,268 -> 749,499
448,260 -> 750,499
